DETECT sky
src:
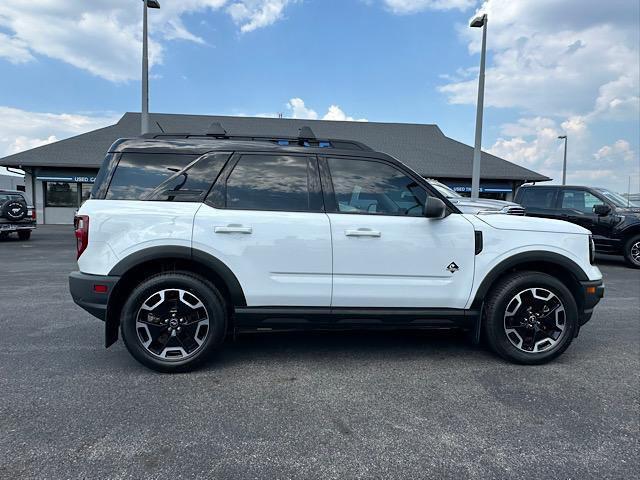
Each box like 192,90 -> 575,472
0,0 -> 638,193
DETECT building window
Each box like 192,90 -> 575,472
44,182 -> 78,207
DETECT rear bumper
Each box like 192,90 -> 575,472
0,222 -> 36,231
68,271 -> 119,321
578,279 -> 604,325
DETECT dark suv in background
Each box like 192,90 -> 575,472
0,190 -> 36,240
515,185 -> 640,268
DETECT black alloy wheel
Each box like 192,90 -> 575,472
121,272 -> 227,372
484,271 -> 578,364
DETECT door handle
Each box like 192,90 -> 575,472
214,224 -> 252,234
345,228 -> 381,237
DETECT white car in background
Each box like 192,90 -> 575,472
428,179 -> 525,215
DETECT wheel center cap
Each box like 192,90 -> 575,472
169,318 -> 179,328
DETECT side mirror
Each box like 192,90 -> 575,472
423,196 -> 447,219
593,204 -> 611,216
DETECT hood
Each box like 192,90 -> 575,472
449,197 -> 521,213
616,206 -> 640,215
478,214 -> 590,235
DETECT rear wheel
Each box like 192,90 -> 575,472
18,230 -> 31,240
120,272 -> 227,372
623,234 -> 640,269
484,271 -> 578,364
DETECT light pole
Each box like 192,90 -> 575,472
141,0 -> 161,135
558,135 -> 568,185
470,13 -> 488,199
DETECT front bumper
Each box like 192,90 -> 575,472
68,271 -> 120,321
578,279 -> 605,325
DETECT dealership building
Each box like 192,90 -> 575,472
0,112 -> 550,225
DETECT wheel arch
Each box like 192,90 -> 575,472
471,251 -> 588,313
105,246 -> 246,347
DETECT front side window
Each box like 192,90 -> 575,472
106,153 -> 198,200
560,189 -> 602,213
45,182 -> 78,207
225,155 -> 311,211
328,158 -> 427,216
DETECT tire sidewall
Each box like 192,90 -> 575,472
120,273 -> 226,372
624,234 -> 640,268
1,200 -> 27,221
486,273 -> 578,364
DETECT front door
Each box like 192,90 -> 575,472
193,153 -> 332,307
323,156 -> 476,309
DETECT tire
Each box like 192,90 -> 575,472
0,199 -> 27,221
120,272 -> 227,372
0,232 -> 8,240
483,271 -> 578,365
17,230 -> 31,241
623,234 -> 640,269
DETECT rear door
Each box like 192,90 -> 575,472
322,156 -> 476,309
193,153 -> 332,307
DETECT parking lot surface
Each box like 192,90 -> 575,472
0,226 -> 638,479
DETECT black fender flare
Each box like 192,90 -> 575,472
108,245 -> 247,307
472,250 -> 588,307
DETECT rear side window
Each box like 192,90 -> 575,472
225,155 -> 311,211
106,153 -> 199,200
145,153 -> 230,202
518,188 -> 556,209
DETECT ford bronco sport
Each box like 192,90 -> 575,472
69,125 -> 604,372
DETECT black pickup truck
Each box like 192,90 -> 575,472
0,190 -> 36,240
515,185 -> 640,268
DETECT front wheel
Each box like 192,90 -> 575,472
623,234 -> 640,269
120,272 -> 227,372
484,271 -> 578,364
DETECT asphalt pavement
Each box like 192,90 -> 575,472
0,226 -> 638,479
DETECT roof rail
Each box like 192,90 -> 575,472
139,123 -> 372,151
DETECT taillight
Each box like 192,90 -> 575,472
74,215 -> 89,259
30,209 -> 36,220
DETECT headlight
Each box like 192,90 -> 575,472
589,235 -> 596,265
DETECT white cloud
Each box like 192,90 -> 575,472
0,106 -> 119,159
594,140 -> 636,164
227,0 -> 297,33
437,0 -> 639,192
0,1 -> 296,82
286,98 -> 368,122
382,1 -> 476,14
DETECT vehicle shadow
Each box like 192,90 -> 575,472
207,329 -> 486,369
595,253 -> 628,268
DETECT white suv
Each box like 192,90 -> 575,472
69,127 -> 604,372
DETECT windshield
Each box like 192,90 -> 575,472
595,188 -> 640,208
432,183 -> 462,198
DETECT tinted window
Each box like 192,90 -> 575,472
226,155 -> 310,211
560,189 -> 602,213
519,188 -> 556,209
0,194 -> 24,202
328,158 -> 427,216
146,153 -> 230,202
106,153 -> 198,200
